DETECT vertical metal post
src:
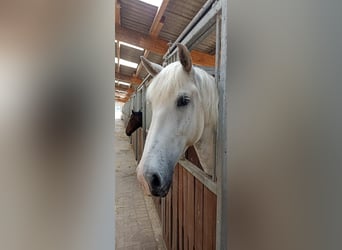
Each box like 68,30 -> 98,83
133,93 -> 138,161
142,85 -> 147,141
213,14 -> 222,183
216,0 -> 228,248
129,98 -> 133,145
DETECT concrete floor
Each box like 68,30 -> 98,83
115,118 -> 165,250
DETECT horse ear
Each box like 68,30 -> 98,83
177,43 -> 192,72
140,56 -> 163,77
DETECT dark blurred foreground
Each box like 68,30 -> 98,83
227,1 -> 342,249
0,1 -> 114,250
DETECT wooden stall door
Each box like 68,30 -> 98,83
161,164 -> 216,250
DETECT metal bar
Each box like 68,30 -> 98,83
142,86 -> 147,141
134,94 -> 138,161
195,66 -> 216,76
178,159 -> 217,195
181,1 -> 220,49
136,74 -> 152,92
215,0 -> 228,248
168,0 -> 216,54
185,20 -> 216,51
212,14 -> 222,183
165,0 -> 221,62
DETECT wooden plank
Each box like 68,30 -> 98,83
115,0 -> 121,25
138,129 -> 143,162
149,0 -> 169,35
135,129 -> 138,161
165,194 -> 169,249
115,25 -> 216,66
166,191 -> 170,249
172,165 -> 179,249
115,72 -> 142,85
134,0 -> 169,77
167,187 -> 172,249
116,25 -> 167,55
178,165 -> 184,250
194,179 -> 204,250
115,85 -> 135,94
211,191 -> 217,250
137,129 -> 141,162
203,187 -> 217,249
155,197 -> 161,219
179,159 -> 217,195
185,146 -> 203,170
162,196 -> 166,244
187,171 -> 195,249
182,167 -> 188,250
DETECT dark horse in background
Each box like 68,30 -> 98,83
126,110 -> 142,136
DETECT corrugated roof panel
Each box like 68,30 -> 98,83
120,0 -> 157,35
192,29 -> 216,55
165,0 -> 207,20
158,0 -> 208,41
120,45 -> 145,63
158,13 -> 190,42
119,65 -> 136,77
147,52 -> 164,64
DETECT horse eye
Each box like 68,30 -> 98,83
177,95 -> 190,107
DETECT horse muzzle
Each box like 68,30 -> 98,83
136,163 -> 172,197
144,172 -> 171,197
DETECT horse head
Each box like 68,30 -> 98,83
136,44 -> 217,197
125,110 -> 142,136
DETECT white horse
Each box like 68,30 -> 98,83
136,44 -> 218,197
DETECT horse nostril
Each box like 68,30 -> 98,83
150,173 -> 161,189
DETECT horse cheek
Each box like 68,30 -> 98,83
192,107 -> 204,144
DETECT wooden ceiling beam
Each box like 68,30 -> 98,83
115,72 -> 142,85
116,25 -> 215,66
150,0 -> 169,37
135,0 -> 169,77
115,0 -> 121,26
115,96 -> 130,102
116,41 -> 121,72
115,97 -> 129,103
151,16 -> 165,37
115,92 -> 129,98
116,25 -> 167,55
115,85 -> 135,94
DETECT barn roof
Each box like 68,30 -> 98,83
115,0 -> 216,102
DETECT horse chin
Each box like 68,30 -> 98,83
151,188 -> 169,197
136,165 -> 151,196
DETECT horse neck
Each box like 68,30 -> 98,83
133,114 -> 142,128
194,122 -> 216,176
192,69 -> 218,176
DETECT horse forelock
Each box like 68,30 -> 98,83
193,67 -> 218,127
147,62 -> 189,105
147,62 -> 218,126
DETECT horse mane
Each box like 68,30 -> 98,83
147,62 -> 218,126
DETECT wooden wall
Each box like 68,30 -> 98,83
130,129 -> 217,250
131,128 -> 144,162
156,164 -> 217,250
